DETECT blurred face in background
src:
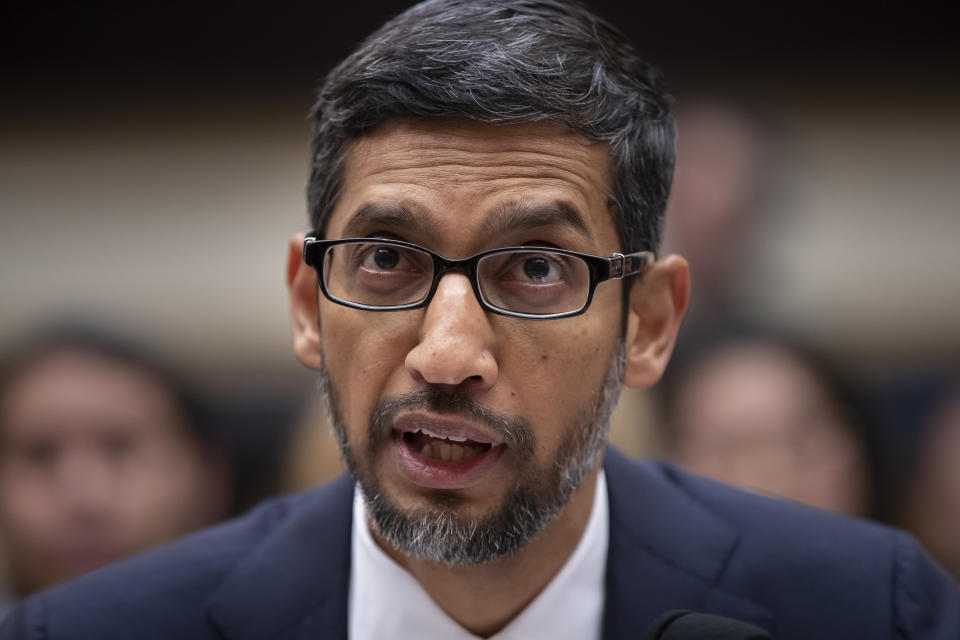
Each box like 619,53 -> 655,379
0,348 -> 226,595
668,342 -> 869,516
903,396 -> 960,581
660,103 -> 763,308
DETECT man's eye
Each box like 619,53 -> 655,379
522,257 -> 554,281
504,253 -> 565,284
356,245 -> 427,274
372,247 -> 400,270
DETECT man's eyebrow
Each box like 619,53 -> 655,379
479,201 -> 592,240
340,202 -> 432,238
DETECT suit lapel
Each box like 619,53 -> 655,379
601,448 -> 773,639
206,473 -> 354,640
205,449 -> 774,640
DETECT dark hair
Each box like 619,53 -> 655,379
0,324 -> 214,446
308,0 -> 674,254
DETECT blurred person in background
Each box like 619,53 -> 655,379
0,325 -> 231,604
660,101 -> 770,325
902,383 -> 960,582
657,326 -> 875,518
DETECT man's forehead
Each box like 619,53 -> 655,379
327,118 -> 617,247
351,117 -> 598,150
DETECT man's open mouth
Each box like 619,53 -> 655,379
390,416 -> 508,488
399,427 -> 496,462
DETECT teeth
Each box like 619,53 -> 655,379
415,428 -> 470,443
418,440 -> 485,462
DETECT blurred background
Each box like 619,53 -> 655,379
2,0 -> 959,601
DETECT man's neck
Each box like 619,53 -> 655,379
371,465 -> 601,638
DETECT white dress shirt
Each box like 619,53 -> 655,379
348,471 -> 609,639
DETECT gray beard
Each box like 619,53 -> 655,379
317,340 -> 625,566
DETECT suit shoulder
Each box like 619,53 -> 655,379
657,459 -> 890,546
611,455 -> 960,636
635,458 -> 898,578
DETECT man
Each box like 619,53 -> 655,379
3,1 -> 958,638
0,327 -> 230,611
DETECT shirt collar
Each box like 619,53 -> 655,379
349,471 -> 609,640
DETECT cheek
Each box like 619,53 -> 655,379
320,305 -> 417,433
507,312 -> 620,449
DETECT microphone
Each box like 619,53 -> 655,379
644,610 -> 773,639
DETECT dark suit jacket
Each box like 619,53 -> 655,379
3,448 -> 958,639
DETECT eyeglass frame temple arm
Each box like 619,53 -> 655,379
608,251 -> 655,279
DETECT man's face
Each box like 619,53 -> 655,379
316,119 -> 627,564
0,349 -> 222,594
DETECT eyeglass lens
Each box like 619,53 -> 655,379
322,242 -> 591,315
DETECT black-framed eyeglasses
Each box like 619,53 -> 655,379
303,237 -> 655,320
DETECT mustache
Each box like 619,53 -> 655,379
369,385 -> 534,454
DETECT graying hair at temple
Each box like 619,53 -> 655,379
307,0 -> 675,255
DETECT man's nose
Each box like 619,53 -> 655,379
404,272 -> 499,389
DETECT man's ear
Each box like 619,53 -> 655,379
286,232 -> 324,369
622,254 -> 690,389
